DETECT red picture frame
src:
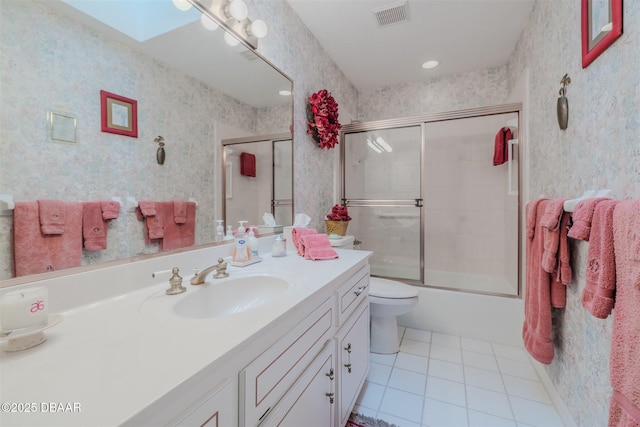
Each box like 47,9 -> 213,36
581,0 -> 623,68
100,90 -> 138,137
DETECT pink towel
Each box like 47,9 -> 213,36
101,200 -> 120,220
82,202 -> 108,251
240,152 -> 256,177
608,200 -> 640,426
14,201 -> 83,277
292,227 -> 317,256
136,201 -> 163,242
523,199 -> 556,364
37,199 -> 66,235
300,233 -> 339,260
567,198 -> 609,241
581,200 -> 620,319
174,201 -> 187,224
492,127 -> 512,166
160,201 -> 196,251
541,198 -> 568,274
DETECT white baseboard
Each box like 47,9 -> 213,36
530,357 -> 577,427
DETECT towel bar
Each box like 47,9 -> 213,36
0,195 -> 15,216
563,189 -> 613,212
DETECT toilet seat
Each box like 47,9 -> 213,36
369,277 -> 419,299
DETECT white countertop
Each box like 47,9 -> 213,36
0,248 -> 370,426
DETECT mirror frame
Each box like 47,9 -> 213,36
0,0 -> 293,287
581,0 -> 623,68
222,133 -> 294,229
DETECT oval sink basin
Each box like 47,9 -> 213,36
173,274 -> 290,319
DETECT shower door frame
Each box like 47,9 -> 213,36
340,103 -> 523,298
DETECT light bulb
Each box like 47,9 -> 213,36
224,31 -> 240,47
422,60 -> 439,69
171,0 -> 192,11
200,14 -> 219,31
278,90 -> 291,96
248,19 -> 268,38
228,0 -> 248,21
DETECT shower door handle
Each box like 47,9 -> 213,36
508,139 -> 518,196
415,198 -> 423,207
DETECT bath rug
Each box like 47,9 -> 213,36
346,412 -> 398,427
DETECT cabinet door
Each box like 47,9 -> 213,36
262,343 -> 335,427
337,302 -> 370,427
175,379 -> 233,427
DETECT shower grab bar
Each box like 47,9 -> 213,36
508,139 -> 518,196
343,199 -> 423,207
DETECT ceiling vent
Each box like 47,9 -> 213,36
373,2 -> 410,28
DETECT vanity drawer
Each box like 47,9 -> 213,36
239,296 -> 335,426
337,265 -> 369,327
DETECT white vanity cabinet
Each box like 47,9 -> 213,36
175,379 -> 234,427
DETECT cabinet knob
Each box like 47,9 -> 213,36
325,368 -> 334,380
344,343 -> 352,353
325,392 -> 334,404
354,285 -> 367,296
344,363 -> 352,373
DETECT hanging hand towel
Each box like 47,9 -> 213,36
136,201 -> 163,243
14,201 -> 83,276
38,199 -> 66,235
174,200 -> 187,224
160,201 -> 196,251
101,200 -> 120,220
567,197 -> 609,241
83,201 -> 108,251
492,127 -> 512,166
581,200 -> 620,319
608,200 -> 640,426
240,152 -> 256,177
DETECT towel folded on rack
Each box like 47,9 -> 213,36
541,199 -> 572,285
174,200 -> 187,224
523,199 -> 556,364
240,152 -> 256,177
101,200 -> 120,220
608,200 -> 640,426
136,201 -> 163,242
581,200 -> 620,319
492,127 -> 513,166
14,201 -> 83,276
83,201 -> 108,251
38,199 -> 66,235
292,227 -> 317,256
567,197 -> 609,241
300,233 -> 339,260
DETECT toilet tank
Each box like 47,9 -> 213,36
329,235 -> 355,249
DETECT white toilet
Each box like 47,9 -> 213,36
330,235 -> 419,354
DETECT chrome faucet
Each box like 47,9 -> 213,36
190,258 -> 229,285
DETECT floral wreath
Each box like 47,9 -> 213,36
306,89 -> 342,149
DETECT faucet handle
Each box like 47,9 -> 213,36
214,257 -> 229,279
166,267 -> 187,295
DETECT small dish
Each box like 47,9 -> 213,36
0,314 -> 64,352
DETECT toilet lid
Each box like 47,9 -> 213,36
369,277 -> 419,299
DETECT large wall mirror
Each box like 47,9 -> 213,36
0,0 -> 293,282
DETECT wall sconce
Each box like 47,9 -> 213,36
557,74 -> 571,130
154,136 -> 166,165
185,0 -> 268,49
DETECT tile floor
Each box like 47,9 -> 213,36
354,327 -> 566,427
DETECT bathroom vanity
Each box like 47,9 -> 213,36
0,239 -> 371,426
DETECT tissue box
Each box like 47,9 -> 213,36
257,225 -> 283,235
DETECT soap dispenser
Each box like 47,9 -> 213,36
247,227 -> 259,258
223,225 -> 234,241
215,220 -> 224,242
232,221 -> 250,263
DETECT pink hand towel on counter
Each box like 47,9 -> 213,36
82,201 -> 108,251
101,200 -> 120,220
38,199 -> 66,234
160,201 -> 196,251
567,198 -> 609,241
292,227 -> 317,256
581,200 -> 620,319
300,233 -> 339,260
608,200 -> 640,426
14,201 -> 83,277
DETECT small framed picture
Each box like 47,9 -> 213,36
581,0 -> 623,68
49,111 -> 77,143
100,90 -> 138,137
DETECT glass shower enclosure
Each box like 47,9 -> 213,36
341,105 -> 521,297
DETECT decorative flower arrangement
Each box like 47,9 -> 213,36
307,89 -> 342,149
326,204 -> 351,221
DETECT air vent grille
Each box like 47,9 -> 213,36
373,2 -> 410,27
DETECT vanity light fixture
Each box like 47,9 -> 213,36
366,138 -> 383,154
190,0 -> 269,49
200,14 -> 219,31
172,0 -> 192,12
279,90 -> 292,96
367,135 -> 392,154
422,60 -> 439,69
